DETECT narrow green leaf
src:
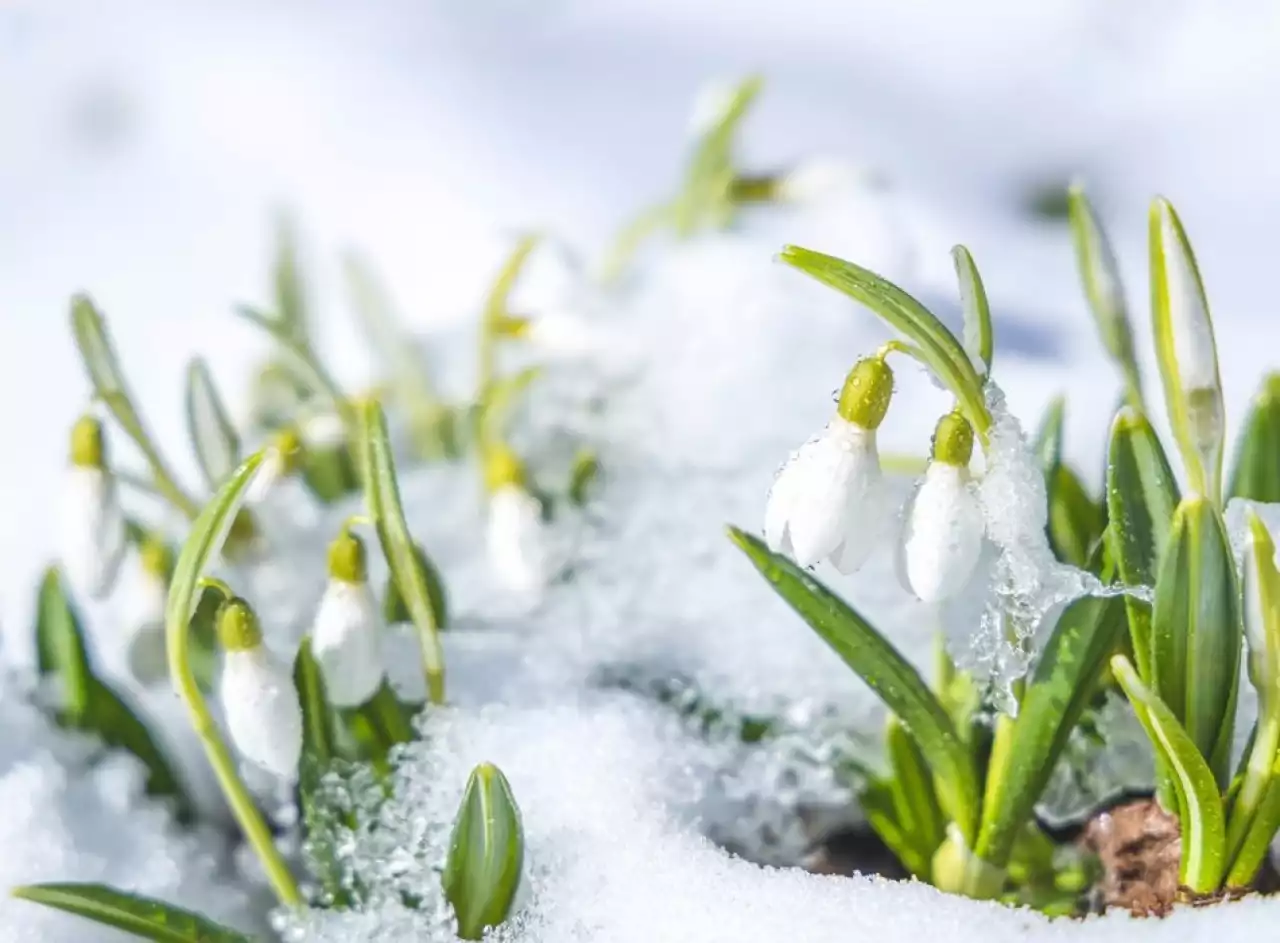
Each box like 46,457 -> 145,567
478,366 -> 541,448
382,542 -> 449,634
165,451 -> 266,639
1228,770 -> 1280,887
884,715 -> 946,861
1111,655 -> 1227,892
1067,184 -> 1142,407
273,214 -> 311,346
779,246 -> 989,436
185,358 -> 241,491
443,763 -> 525,940
729,527 -> 980,842
1149,197 -> 1224,499
12,882 -> 253,942
1032,396 -> 1065,475
1105,407 -> 1181,681
600,202 -> 676,284
34,567 -> 93,723
300,442 -> 361,505
1047,464 -> 1105,570
359,401 -> 446,704
568,449 -> 600,506
1228,373 -> 1280,503
1150,497 -> 1242,788
860,779 -> 931,879
70,297 -> 200,519
976,596 -> 1125,865
951,245 -> 993,375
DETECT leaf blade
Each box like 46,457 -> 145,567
185,358 -> 242,491
951,245 -> 993,375
729,527 -> 979,842
11,883 -> 254,942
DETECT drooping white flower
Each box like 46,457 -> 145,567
243,426 -> 302,505
302,410 -> 347,451
217,598 -> 302,778
311,528 -> 385,708
59,414 -> 126,599
777,157 -> 878,204
125,537 -> 173,686
899,413 -> 985,603
765,356 -> 894,573
488,484 -> 549,595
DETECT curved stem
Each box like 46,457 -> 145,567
877,341 -> 992,447
166,584 -> 302,907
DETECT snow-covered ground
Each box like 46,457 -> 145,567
3,1 -> 1280,940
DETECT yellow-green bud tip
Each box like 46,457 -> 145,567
931,412 -> 974,466
484,445 -> 526,493
216,598 -> 263,652
328,529 -> 367,584
69,415 -> 106,469
139,536 -> 174,582
272,426 -> 305,475
836,356 -> 894,429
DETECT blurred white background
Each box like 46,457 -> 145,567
2,0 -> 1280,636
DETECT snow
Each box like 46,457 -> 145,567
3,1 -> 1280,940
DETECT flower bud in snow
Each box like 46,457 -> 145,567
899,413 -> 985,603
485,449 -> 549,595
765,356 -> 893,573
60,414 -> 126,599
1242,511 -> 1280,695
244,426 -> 303,505
311,528 -> 385,708
217,598 -> 302,778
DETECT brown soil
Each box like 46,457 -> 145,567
1080,797 -> 1184,915
802,826 -> 909,880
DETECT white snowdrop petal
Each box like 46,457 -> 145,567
763,458 -> 804,554
488,485 -> 550,595
902,463 -> 986,603
778,157 -> 863,203
1158,203 -> 1218,393
59,466 -> 126,599
312,580 -> 386,708
778,419 -> 873,567
220,649 -> 303,778
302,411 -> 348,449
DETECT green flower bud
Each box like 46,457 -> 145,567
483,445 -> 527,494
69,415 -> 106,469
931,412 -> 975,467
328,528 -> 367,585
216,597 -> 263,652
836,356 -> 894,430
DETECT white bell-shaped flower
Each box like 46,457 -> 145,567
125,537 -> 173,686
900,413 -> 986,603
311,528 -> 385,708
59,415 -> 126,599
488,484 -> 549,595
244,427 -> 302,505
765,356 -> 893,573
302,410 -> 347,451
217,598 -> 302,779
777,156 -> 878,204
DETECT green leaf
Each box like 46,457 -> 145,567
1105,407 -> 1181,681
443,763 -> 525,940
729,527 -> 980,843
884,715 -> 946,864
676,75 -> 763,235
860,779 -> 931,880
568,448 -> 600,506
70,296 -> 200,519
11,882 -> 254,942
1067,184 -> 1142,408
359,401 -> 446,704
1149,197 -> 1224,499
1150,497 -> 1242,789
1111,655 -> 1227,892
1228,373 -> 1280,503
951,245 -> 993,376
185,358 -> 241,492
35,567 -> 93,723
1046,464 -> 1105,570
779,246 -> 989,437
382,542 -> 449,633
300,442 -> 361,505
1032,396 -> 1065,475
477,366 -> 541,449
1227,770 -> 1280,887
273,214 -> 311,346
976,596 -> 1125,865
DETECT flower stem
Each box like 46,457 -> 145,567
167,581 -> 302,907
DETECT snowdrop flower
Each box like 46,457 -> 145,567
302,410 -> 347,451
526,310 -> 613,361
59,414 -> 126,599
777,156 -> 879,204
485,448 -> 550,595
899,412 -> 985,603
217,597 -> 302,778
126,536 -> 173,686
311,527 -> 385,708
765,355 -> 894,573
243,426 -> 303,505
